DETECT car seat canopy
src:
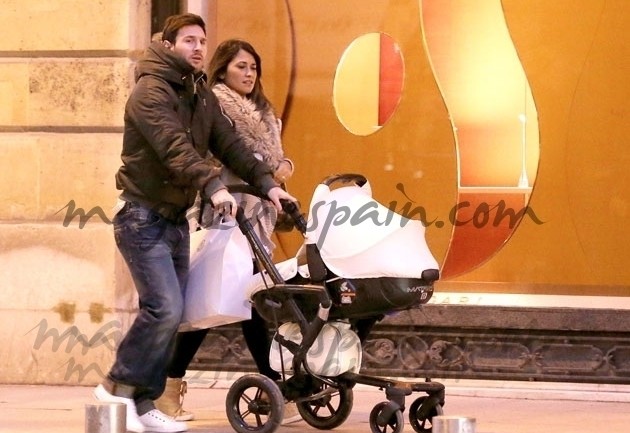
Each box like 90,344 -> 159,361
305,182 -> 439,279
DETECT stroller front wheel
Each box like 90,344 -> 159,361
408,396 -> 444,433
369,401 -> 404,433
226,374 -> 284,433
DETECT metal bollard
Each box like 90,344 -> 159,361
432,415 -> 476,433
85,402 -> 126,433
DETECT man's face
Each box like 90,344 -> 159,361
168,24 -> 207,72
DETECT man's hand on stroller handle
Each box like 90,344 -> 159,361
210,188 -> 237,218
267,186 -> 297,212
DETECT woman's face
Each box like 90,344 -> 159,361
223,49 -> 257,97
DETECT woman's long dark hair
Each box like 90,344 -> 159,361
207,39 -> 272,112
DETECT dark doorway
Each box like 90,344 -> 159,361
151,0 -> 181,36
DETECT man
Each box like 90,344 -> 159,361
93,13 -> 295,433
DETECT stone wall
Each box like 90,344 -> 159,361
0,0 -> 151,385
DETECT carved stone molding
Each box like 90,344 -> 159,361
192,305 -> 630,384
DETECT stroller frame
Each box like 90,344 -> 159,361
224,174 -> 445,433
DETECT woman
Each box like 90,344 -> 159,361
209,39 -> 294,253
156,39 -> 299,424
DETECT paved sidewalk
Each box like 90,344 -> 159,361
2,375 -> 630,433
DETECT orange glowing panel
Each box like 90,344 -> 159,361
378,34 -> 404,126
421,0 -> 538,187
421,0 -> 539,278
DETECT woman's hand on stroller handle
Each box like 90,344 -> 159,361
266,186 -> 297,211
223,184 -> 306,233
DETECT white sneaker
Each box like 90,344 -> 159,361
93,384 -> 145,433
139,409 -> 188,432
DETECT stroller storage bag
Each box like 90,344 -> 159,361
270,321 -> 362,377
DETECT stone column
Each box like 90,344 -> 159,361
0,0 -> 150,385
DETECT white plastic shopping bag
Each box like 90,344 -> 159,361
179,222 -> 253,331
269,321 -> 362,376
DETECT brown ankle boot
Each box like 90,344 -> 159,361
155,377 -> 194,421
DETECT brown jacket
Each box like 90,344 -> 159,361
115,42 -> 276,222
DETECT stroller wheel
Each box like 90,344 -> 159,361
226,374 -> 284,433
369,401 -> 404,433
296,381 -> 353,429
408,396 -> 444,433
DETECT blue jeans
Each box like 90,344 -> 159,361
109,201 -> 189,413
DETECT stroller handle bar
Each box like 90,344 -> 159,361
226,184 -> 308,234
321,173 -> 368,187
234,205 -> 330,306
235,206 -> 283,284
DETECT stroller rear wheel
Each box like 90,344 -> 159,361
295,381 -> 353,429
226,374 -> 284,433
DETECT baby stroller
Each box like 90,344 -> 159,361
226,173 -> 445,433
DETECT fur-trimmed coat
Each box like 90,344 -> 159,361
196,83 -> 289,254
212,83 -> 284,169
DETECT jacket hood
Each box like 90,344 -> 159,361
134,41 -> 205,86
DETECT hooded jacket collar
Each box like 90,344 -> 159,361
135,41 -> 206,93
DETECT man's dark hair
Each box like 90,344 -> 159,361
161,13 -> 206,44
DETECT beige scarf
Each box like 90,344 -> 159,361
212,83 -> 284,168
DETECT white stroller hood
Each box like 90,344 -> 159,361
305,181 -> 439,279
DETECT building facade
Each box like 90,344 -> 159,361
0,0 -> 628,385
